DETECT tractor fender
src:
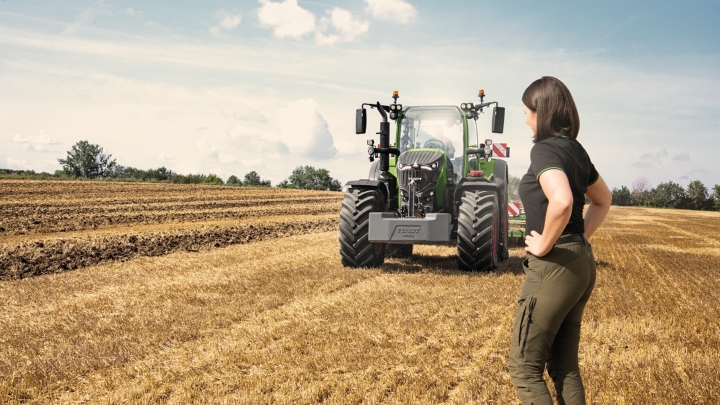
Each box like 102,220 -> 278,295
454,177 -> 501,196
345,179 -> 389,201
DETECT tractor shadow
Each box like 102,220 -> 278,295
380,253 -> 526,277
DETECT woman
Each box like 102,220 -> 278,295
508,76 -> 611,405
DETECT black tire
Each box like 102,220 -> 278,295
386,244 -> 413,258
493,159 -> 510,261
456,190 -> 499,271
339,188 -> 387,268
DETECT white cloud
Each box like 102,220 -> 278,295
210,10 -> 242,36
196,137 -> 218,157
11,130 -> 61,151
1,156 -> 28,169
316,8 -> 369,45
218,153 -> 239,164
219,14 -> 242,30
277,99 -> 337,160
673,153 -> 690,161
364,0 -> 417,24
156,152 -> 174,164
196,137 -> 240,165
226,125 -> 289,156
257,0 -> 315,38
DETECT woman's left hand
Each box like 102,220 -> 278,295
525,230 -> 552,257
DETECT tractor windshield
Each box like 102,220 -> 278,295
398,106 -> 465,178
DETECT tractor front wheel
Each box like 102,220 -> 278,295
339,188 -> 387,268
456,190 -> 499,271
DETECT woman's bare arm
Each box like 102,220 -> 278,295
584,175 -> 611,239
525,169 -> 573,257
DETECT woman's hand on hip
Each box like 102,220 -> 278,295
525,230 -> 552,257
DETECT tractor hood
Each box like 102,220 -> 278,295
397,150 -> 444,168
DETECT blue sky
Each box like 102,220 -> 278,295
1,0 -> 719,190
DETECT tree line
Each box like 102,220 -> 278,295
611,177 -> 720,211
1,140 -> 342,191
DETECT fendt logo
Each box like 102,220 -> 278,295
394,226 -> 422,239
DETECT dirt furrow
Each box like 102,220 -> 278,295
0,216 -> 338,279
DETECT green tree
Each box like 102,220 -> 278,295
508,174 -> 520,201
226,175 -> 242,186
243,171 -> 271,187
711,184 -> 720,211
631,177 -> 652,206
686,180 -> 710,210
58,140 -> 117,178
611,186 -> 634,206
205,173 -> 224,185
276,166 -> 342,191
652,181 -> 688,209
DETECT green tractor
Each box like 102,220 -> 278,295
339,90 -> 512,271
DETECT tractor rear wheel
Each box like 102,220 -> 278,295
386,244 -> 413,258
456,190 -> 499,271
339,188 -> 387,268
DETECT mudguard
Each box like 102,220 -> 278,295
345,179 -> 389,201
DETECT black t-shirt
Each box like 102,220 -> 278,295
518,136 -> 599,236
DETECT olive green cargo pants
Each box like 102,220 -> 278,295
508,239 -> 596,405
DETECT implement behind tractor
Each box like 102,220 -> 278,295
339,90 -> 523,271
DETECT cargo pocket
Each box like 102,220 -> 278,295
518,296 -> 537,357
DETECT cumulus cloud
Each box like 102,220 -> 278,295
210,10 -> 242,36
11,130 -> 61,152
277,99 -> 337,160
0,156 -> 27,169
227,125 -> 289,156
316,8 -> 369,45
257,0 -> 315,38
196,137 -> 241,165
364,0 -> 417,24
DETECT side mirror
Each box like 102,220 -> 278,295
492,106 -> 505,134
356,108 -> 367,134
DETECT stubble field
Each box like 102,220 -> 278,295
1,180 -> 719,404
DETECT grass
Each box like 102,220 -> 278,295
1,206 -> 719,404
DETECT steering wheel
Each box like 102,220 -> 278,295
423,139 -> 445,149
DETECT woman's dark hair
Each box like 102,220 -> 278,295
522,76 -> 580,143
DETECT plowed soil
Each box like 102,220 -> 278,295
0,180 -> 342,279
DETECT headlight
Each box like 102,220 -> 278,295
397,163 -> 404,169
461,103 -> 466,109
485,139 -> 492,146
431,162 -> 437,169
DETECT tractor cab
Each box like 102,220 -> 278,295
398,106 -> 464,182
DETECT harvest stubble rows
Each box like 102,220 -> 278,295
1,180 -> 720,404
